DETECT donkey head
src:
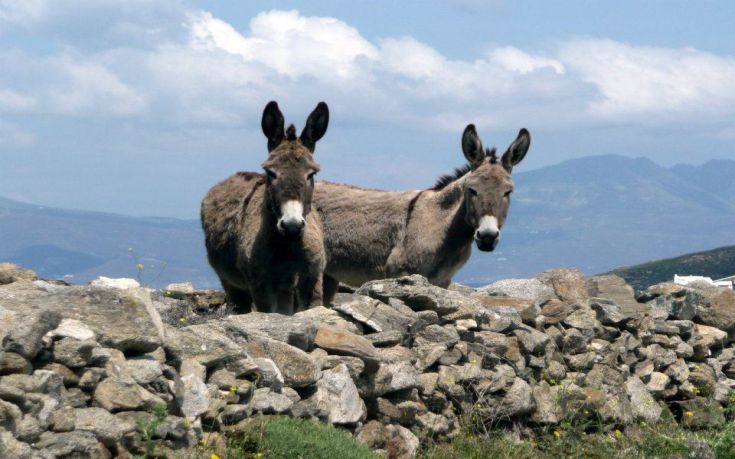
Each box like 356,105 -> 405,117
261,101 -> 329,239
461,125 -> 530,251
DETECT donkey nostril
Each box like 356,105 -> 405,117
280,218 -> 305,237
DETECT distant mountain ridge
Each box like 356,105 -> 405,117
609,245 -> 735,291
1,154 -> 733,288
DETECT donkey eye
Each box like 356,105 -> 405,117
504,190 -> 512,197
307,171 -> 316,180
468,187 -> 478,196
265,169 -> 277,180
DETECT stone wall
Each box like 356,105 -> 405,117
1,262 -> 735,458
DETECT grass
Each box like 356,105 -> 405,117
218,416 -> 376,459
420,410 -> 735,459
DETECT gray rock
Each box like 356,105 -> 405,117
358,361 -> 418,397
125,356 -> 163,385
313,326 -> 380,371
2,308 -> 61,359
625,376 -> 662,422
220,404 -> 251,425
250,358 -> 285,391
590,298 -> 631,325
562,308 -> 599,336
52,337 -> 102,368
365,330 -> 404,347
34,431 -> 110,458
74,407 -> 133,447
164,323 -> 246,367
0,399 -> 22,433
176,372 -> 210,419
512,325 -> 550,354
312,364 -> 366,425
249,388 -> 293,414
94,377 -> 164,413
320,355 -> 365,379
0,430 -> 32,459
693,288 -> 735,332
243,334 -> 319,388
535,268 -> 589,305
495,377 -> 535,418
333,295 -> 414,333
357,275 -> 469,316
477,278 -> 555,306
356,421 -> 419,459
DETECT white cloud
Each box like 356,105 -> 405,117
0,89 -> 36,111
0,121 -> 34,147
490,47 -> 564,75
560,39 -> 735,119
1,7 -> 735,131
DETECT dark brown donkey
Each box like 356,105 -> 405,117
201,101 -> 329,314
315,125 -> 530,304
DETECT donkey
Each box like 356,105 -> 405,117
201,101 -> 329,314
314,125 -> 530,304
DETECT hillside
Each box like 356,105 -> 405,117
1,155 -> 733,288
609,245 -> 735,290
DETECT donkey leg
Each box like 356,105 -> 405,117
275,288 -> 296,315
297,272 -> 323,311
250,287 -> 278,313
222,282 -> 252,314
322,275 -> 339,307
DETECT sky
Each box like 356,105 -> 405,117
1,0 -> 734,218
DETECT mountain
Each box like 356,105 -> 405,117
1,155 -> 733,288
608,245 -> 735,290
0,199 -> 217,288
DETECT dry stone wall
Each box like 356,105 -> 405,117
1,262 -> 735,458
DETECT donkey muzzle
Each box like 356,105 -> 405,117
277,201 -> 306,238
475,215 -> 500,252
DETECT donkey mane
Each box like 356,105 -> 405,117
285,124 -> 297,141
431,147 -> 497,191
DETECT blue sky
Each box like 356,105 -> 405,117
1,0 -> 734,217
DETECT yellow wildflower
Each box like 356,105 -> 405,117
614,429 -> 622,438
211,454 -> 221,459
229,385 -> 238,393
685,411 -> 694,417
553,430 -> 561,438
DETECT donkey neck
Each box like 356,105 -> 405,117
432,174 -> 474,239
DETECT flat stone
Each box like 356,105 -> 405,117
313,326 -> 380,370
356,275 -> 469,316
94,377 -> 164,413
249,388 -> 293,414
0,429 -> 33,457
625,376 -> 662,422
333,295 -> 413,333
74,407 -> 133,447
358,361 -> 418,397
243,334 -> 319,388
477,278 -> 555,306
535,268 -> 589,305
89,277 -> 140,289
34,431 -> 110,458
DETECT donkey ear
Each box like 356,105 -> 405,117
262,101 -> 285,152
300,102 -> 329,152
462,124 -> 485,169
501,128 -> 531,173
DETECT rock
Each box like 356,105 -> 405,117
165,323 -> 245,367
220,404 -> 251,425
243,335 -> 319,388
74,407 -> 132,447
94,377 -> 164,413
356,421 -> 419,459
691,324 -> 727,349
365,330 -> 404,347
0,352 -> 32,375
223,312 -> 319,351
357,275 -> 468,316
0,263 -> 37,284
333,295 -> 414,333
52,337 -> 103,368
313,326 -> 380,370
416,412 -> 454,437
2,308 -> 61,359
321,355 -> 365,379
512,325 -> 550,354
89,276 -> 140,289
625,376 -> 662,422
176,369 -> 210,419
562,308 -> 599,337
46,318 -> 96,341
477,278 -> 555,306
165,282 -> 195,295
535,268 -> 589,305
645,284 -> 699,320
665,359 -> 690,383
34,431 -> 111,458
312,364 -> 366,425
538,299 -> 573,325
125,356 -> 163,385
474,296 -> 537,324
493,377 -> 535,418
590,298 -> 631,325
688,363 -> 717,396
0,430 -> 32,458
249,388 -> 293,414
359,361 -> 418,397
586,275 -> 644,318
2,286 -> 163,353
646,372 -> 670,395
694,288 -> 735,332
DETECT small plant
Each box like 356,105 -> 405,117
133,402 -> 169,458
128,247 -> 167,287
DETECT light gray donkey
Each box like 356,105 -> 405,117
314,125 -> 530,304
201,101 -> 329,314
